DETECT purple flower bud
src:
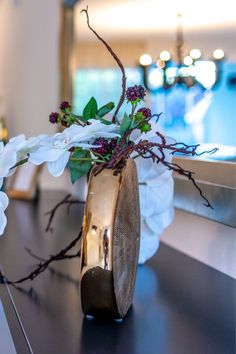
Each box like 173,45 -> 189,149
61,119 -> 68,127
49,112 -> 59,124
126,85 -> 146,102
92,138 -> 110,155
60,101 -> 71,111
137,107 -> 152,119
109,138 -> 118,151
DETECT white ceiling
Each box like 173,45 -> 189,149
75,0 -> 236,40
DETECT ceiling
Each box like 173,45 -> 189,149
75,0 -> 236,40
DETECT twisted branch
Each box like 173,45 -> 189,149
81,6 -> 126,122
45,194 -> 84,232
101,137 -> 216,208
0,229 -> 82,285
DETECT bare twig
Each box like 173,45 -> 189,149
0,229 -> 82,285
163,160 -> 213,208
101,137 -> 215,208
81,6 -> 126,122
25,247 -> 81,262
45,194 -> 84,232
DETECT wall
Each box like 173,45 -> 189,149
161,209 -> 236,279
0,0 -> 61,138
74,41 -> 146,68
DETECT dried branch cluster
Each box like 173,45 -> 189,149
96,130 -> 217,208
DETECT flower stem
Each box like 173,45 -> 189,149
131,103 -> 137,120
10,158 -> 28,170
92,151 -> 107,160
70,157 -> 104,163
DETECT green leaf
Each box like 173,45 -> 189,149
97,102 -> 115,117
69,149 -> 92,184
83,97 -> 98,120
120,113 -> 132,136
94,115 -> 113,125
71,113 -> 88,123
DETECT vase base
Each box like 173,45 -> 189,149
81,266 -> 125,319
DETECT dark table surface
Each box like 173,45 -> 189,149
0,191 -> 235,354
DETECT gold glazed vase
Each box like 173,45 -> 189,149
80,159 -> 140,318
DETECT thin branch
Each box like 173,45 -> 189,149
25,247 -> 81,262
101,137 -> 215,208
195,147 -> 219,156
81,6 -> 126,122
0,229 -> 83,285
152,112 -> 163,123
45,194 -> 84,232
163,160 -> 213,208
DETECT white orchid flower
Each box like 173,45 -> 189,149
29,120 -> 120,177
7,134 -> 27,152
65,119 -> 120,142
28,133 -> 99,177
0,138 -> 26,236
0,134 -> 50,235
0,178 -> 9,236
0,141 -> 17,178
0,134 -> 49,177
8,134 -> 49,162
0,137 -> 29,236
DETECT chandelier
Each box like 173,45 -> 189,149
139,14 -> 225,94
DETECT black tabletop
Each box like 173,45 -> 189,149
0,192 -> 235,354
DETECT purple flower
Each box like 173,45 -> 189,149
126,85 -> 146,102
109,138 -> 118,151
137,107 -> 152,119
92,138 -> 110,155
49,112 -> 59,124
61,118 -> 69,127
60,101 -> 71,111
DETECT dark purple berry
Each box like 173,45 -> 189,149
126,85 -> 146,102
61,119 -> 68,127
60,101 -> 71,111
49,112 -> 59,124
137,107 -> 152,119
109,138 -> 118,151
92,138 -> 110,155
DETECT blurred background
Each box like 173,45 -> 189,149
0,0 -> 235,187
73,0 -> 236,152
0,0 -> 235,277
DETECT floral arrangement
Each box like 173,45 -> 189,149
0,8 -> 217,284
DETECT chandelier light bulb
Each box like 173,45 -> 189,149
213,49 -> 225,60
190,49 -> 201,60
138,13 -> 225,92
156,59 -> 165,69
183,56 -> 193,66
139,54 -> 152,66
159,51 -> 171,62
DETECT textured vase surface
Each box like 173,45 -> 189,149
80,159 -> 140,318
